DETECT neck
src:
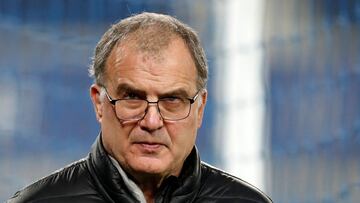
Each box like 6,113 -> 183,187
124,163 -> 184,203
141,185 -> 156,203
134,175 -> 165,203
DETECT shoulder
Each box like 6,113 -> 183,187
197,162 -> 272,203
7,158 -> 104,203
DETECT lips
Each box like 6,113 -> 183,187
133,142 -> 165,152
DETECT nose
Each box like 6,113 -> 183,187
139,103 -> 163,132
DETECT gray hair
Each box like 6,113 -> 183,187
88,12 -> 208,90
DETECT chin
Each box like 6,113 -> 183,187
130,157 -> 170,175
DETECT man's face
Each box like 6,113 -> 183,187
90,37 -> 207,179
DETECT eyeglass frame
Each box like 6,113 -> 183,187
103,87 -> 201,121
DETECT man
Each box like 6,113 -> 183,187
7,12 -> 272,203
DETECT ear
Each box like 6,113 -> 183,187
196,89 -> 207,128
90,84 -> 104,123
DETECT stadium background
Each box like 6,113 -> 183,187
0,0 -> 359,202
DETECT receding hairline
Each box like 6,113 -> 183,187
103,25 -> 197,83
104,34 -> 198,85
89,12 -> 208,90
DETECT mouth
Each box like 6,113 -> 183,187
133,142 -> 165,153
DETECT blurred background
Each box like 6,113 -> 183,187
0,0 -> 359,202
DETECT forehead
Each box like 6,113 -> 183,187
105,37 -> 197,94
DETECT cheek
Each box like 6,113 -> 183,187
167,118 -> 198,148
101,105 -> 134,155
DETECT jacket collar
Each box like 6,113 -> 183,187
87,134 -> 202,202
87,135 -> 137,202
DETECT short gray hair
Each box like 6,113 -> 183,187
89,12 -> 208,90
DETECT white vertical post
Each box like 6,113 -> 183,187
213,0 -> 266,190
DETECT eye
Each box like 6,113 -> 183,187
161,96 -> 184,103
123,92 -> 141,100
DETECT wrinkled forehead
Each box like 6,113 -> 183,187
104,36 -> 198,92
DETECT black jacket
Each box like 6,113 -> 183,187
7,136 -> 272,203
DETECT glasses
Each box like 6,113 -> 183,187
104,88 -> 200,121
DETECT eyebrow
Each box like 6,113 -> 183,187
115,83 -> 146,96
115,83 -> 192,98
160,89 -> 191,98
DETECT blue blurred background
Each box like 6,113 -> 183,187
0,1 -> 359,203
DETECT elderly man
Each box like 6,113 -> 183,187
7,12 -> 272,203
